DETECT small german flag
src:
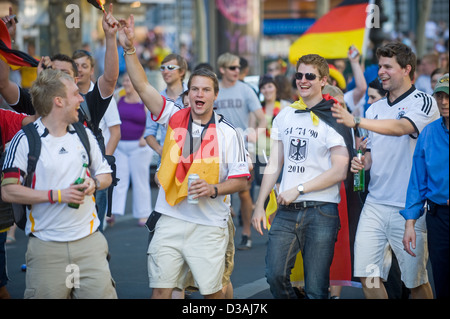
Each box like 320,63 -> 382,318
289,0 -> 369,63
0,20 -> 39,70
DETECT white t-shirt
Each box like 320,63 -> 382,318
344,89 -> 366,117
365,87 -> 440,207
95,82 -> 122,147
153,99 -> 250,228
271,106 -> 347,204
3,118 -> 112,241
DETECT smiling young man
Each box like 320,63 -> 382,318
117,15 -> 250,299
1,69 -> 115,298
331,42 -> 440,299
252,54 -> 350,299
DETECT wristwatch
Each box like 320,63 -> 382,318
297,184 -> 305,195
92,176 -> 101,190
353,116 -> 361,128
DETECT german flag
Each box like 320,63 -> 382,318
289,0 -> 369,64
0,20 -> 39,70
157,107 -> 220,206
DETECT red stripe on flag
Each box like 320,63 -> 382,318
305,3 -> 368,34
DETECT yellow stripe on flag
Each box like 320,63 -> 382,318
288,28 -> 365,64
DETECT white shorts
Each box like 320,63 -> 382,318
354,201 -> 429,289
147,214 -> 228,295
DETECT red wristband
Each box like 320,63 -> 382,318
48,190 -> 55,204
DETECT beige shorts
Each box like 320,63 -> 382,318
24,231 -> 117,299
147,214 -> 228,295
184,216 -> 235,291
354,201 -> 429,289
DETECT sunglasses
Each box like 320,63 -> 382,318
160,65 -> 181,71
227,65 -> 240,71
295,72 -> 318,81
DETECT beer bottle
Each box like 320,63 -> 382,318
68,163 -> 88,209
353,148 -> 365,192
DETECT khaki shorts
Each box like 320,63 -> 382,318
24,231 -> 117,299
354,201 -> 429,289
147,214 -> 228,295
184,216 -> 235,291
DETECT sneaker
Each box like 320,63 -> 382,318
237,235 -> 252,250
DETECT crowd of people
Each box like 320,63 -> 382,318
0,5 -> 448,300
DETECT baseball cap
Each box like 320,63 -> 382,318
433,73 -> 449,95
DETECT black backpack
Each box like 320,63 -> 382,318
0,122 -> 90,230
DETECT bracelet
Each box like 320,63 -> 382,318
123,46 -> 136,56
48,190 -> 55,204
210,186 -> 218,199
57,190 -> 62,203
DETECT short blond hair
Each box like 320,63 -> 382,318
217,52 -> 239,69
30,69 -> 73,117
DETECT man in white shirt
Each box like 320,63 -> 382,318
1,69 -> 116,298
252,54 -> 350,299
331,42 -> 439,299
118,16 -> 250,299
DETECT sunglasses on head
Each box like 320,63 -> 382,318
160,65 -> 181,71
295,72 -> 318,81
227,65 -> 240,71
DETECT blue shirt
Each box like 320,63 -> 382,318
400,117 -> 449,220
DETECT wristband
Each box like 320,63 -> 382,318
123,47 -> 136,56
210,186 -> 218,199
48,190 -> 56,204
57,190 -> 62,203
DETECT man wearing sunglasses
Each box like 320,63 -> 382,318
144,54 -> 188,158
252,54 -> 350,299
214,52 -> 267,251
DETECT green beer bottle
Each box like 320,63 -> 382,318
68,163 -> 88,209
353,148 -> 365,192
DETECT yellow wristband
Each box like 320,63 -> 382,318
57,190 -> 62,203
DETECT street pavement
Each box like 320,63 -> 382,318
4,187 -> 368,300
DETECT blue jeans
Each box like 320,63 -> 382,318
265,203 -> 340,299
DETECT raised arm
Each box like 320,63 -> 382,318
0,59 -> 20,104
117,15 -> 164,116
97,4 -> 119,97
348,47 -> 367,106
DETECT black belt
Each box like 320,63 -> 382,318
281,201 -> 329,210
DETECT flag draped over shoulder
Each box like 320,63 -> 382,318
157,108 -> 220,206
288,0 -> 369,63
0,20 -> 39,70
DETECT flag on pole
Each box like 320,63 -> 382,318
288,0 -> 370,64
0,20 -> 39,70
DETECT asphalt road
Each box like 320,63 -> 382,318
4,187 -> 368,301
